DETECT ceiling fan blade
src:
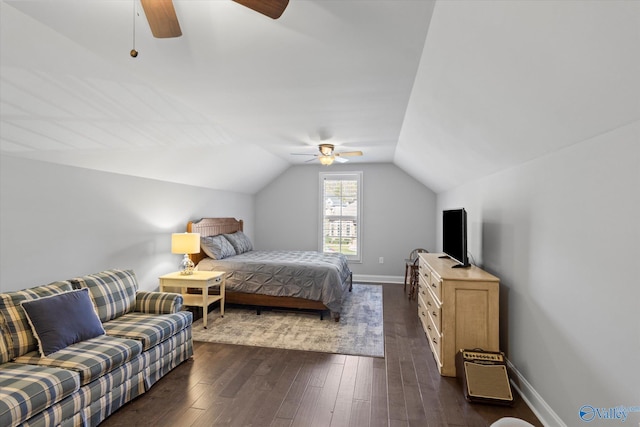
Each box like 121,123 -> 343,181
140,0 -> 182,38
334,156 -> 349,163
291,153 -> 318,156
232,0 -> 289,19
335,151 -> 363,157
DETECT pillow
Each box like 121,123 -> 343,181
70,269 -> 138,323
0,281 -> 74,359
0,320 -> 12,364
21,288 -> 105,357
223,231 -> 253,255
201,235 -> 236,260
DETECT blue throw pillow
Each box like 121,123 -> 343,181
21,288 -> 105,357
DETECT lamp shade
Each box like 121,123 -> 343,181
171,233 -> 200,254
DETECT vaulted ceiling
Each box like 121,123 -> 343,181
1,1 -> 638,194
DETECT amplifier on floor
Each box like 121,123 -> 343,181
456,349 -> 514,406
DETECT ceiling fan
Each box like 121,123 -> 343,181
292,144 -> 364,166
140,0 -> 289,38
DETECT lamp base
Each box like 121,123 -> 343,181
179,254 -> 195,275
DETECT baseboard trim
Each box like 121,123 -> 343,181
507,359 -> 566,427
353,274 -> 403,284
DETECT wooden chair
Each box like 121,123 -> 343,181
404,248 -> 428,299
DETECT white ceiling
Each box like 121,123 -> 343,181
396,0 -> 640,192
1,1 -> 638,194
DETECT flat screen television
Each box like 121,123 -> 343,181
442,208 -> 470,268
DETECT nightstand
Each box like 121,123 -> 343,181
159,270 -> 225,328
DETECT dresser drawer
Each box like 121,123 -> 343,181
418,293 -> 430,331
424,285 -> 442,334
419,259 -> 441,301
207,275 -> 223,285
424,310 -> 442,368
419,262 -> 430,284
418,290 -> 431,319
429,273 -> 443,303
418,274 -> 429,299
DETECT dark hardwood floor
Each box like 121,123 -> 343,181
101,284 -> 542,426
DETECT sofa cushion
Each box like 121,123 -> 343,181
0,363 -> 80,427
0,281 -> 74,359
135,291 -> 183,315
13,335 -> 142,386
21,289 -> 105,357
0,321 -> 12,364
21,355 -> 147,427
70,269 -> 138,323
102,311 -> 193,351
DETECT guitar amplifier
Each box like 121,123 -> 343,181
456,349 -> 514,406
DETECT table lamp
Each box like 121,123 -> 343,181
171,232 -> 200,275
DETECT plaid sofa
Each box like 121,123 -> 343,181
0,269 -> 193,427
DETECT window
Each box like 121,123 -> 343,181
319,171 -> 362,262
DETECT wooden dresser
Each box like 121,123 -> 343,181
417,253 -> 500,377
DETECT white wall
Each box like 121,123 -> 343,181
254,163 -> 437,281
437,122 -> 640,426
0,155 -> 254,292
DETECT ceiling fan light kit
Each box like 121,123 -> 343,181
319,144 -> 335,156
319,155 -> 335,166
291,143 -> 364,165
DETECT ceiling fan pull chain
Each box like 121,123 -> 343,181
130,0 -> 138,58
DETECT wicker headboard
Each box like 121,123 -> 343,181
187,217 -> 244,265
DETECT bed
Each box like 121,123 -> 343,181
187,217 -> 353,321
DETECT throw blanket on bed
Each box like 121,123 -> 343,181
196,250 -> 351,314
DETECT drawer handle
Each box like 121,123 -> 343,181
427,300 -> 431,307
427,325 -> 431,331
431,283 -> 437,288
432,338 -> 438,345
432,311 -> 437,317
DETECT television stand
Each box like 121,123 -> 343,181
438,254 -> 470,268
416,252 -> 500,377
451,263 -> 471,269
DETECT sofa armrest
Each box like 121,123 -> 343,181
135,291 -> 183,314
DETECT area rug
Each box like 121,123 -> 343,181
191,284 -> 384,358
